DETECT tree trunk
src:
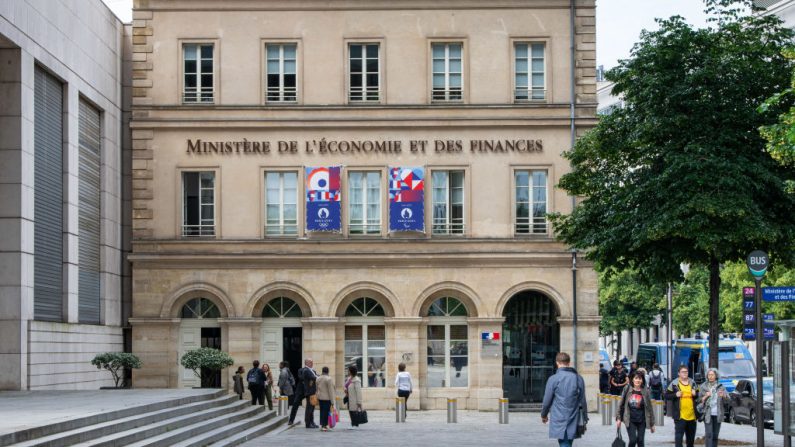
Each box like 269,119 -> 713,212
708,257 -> 720,369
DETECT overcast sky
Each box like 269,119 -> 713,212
101,0 -> 711,70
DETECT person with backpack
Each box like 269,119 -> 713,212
278,361 -> 295,407
648,363 -> 665,400
617,371 -> 656,447
665,365 -> 700,447
247,360 -> 266,406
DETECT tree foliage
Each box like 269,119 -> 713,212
180,347 -> 234,388
91,352 -> 142,388
550,0 -> 795,366
760,47 -> 795,194
599,268 -> 665,336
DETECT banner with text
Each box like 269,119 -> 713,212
306,166 -> 341,232
389,167 -> 424,232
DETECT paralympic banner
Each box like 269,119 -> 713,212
306,166 -> 341,232
389,167 -> 424,232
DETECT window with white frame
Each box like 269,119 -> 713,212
183,44 -> 214,103
266,43 -> 297,102
431,43 -> 463,101
345,297 -> 386,388
432,170 -> 464,235
349,44 -> 380,102
265,171 -> 298,236
348,171 -> 381,234
426,297 -> 469,387
515,170 -> 548,234
182,171 -> 215,237
515,43 -> 545,101
262,297 -> 302,318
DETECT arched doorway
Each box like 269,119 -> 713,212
343,297 -> 386,388
502,291 -> 560,403
260,297 -> 303,380
179,297 -> 222,388
425,297 -> 469,388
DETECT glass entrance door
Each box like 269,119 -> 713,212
502,291 -> 559,403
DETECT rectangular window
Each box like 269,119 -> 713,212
183,44 -> 214,103
427,324 -> 468,387
515,170 -> 548,234
265,171 -> 298,236
348,171 -> 381,234
431,43 -> 463,102
266,44 -> 297,102
345,325 -> 386,388
515,43 -> 545,101
78,99 -> 101,324
349,43 -> 380,102
182,171 -> 215,237
432,170 -> 464,235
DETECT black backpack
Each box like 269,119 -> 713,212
649,370 -> 662,389
247,369 -> 259,384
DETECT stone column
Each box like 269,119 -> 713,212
559,316 -> 601,410
221,318 -> 261,391
386,317 -> 422,410
130,318 -> 180,388
469,317 -> 505,411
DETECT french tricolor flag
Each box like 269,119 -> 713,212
481,332 -> 500,340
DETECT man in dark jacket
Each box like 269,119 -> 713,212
288,358 -> 319,428
599,363 -> 610,394
541,352 -> 588,447
665,365 -> 700,447
246,360 -> 266,406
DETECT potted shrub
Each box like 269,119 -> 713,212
91,352 -> 142,388
180,347 -> 234,388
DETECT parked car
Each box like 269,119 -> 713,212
727,378 -> 773,428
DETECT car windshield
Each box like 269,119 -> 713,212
719,359 -> 755,378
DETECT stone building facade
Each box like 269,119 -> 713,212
0,0 -> 131,390
129,0 -> 599,410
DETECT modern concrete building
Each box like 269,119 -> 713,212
755,0 -> 795,28
0,0 -> 131,389
129,0 -> 599,410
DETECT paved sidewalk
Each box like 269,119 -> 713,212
0,389 -> 217,436
243,408 -> 787,447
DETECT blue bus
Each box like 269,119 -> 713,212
672,338 -> 755,393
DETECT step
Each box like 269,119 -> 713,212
14,394 -> 240,447
73,399 -> 257,447
121,406 -> 269,447
175,411 -> 286,447
0,390 -> 225,446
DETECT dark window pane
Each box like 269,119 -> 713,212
350,45 -> 362,58
200,45 -> 213,58
350,59 -> 362,73
185,74 -> 196,88
201,59 -> 212,73
284,74 -> 296,88
366,74 -> 379,87
184,173 -> 199,226
366,59 -> 378,73
184,60 -> 196,74
366,45 -> 378,58
267,74 -> 280,87
350,74 -> 362,87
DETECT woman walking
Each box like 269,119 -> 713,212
617,371 -> 655,447
698,368 -> 728,447
261,363 -> 275,410
394,362 -> 413,419
317,366 -> 336,431
345,365 -> 363,428
277,361 -> 295,407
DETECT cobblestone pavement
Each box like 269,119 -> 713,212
242,408 -> 787,447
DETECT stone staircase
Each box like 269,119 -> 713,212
2,390 -> 286,447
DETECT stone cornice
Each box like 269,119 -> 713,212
128,317 -> 181,325
466,317 -> 507,325
384,317 -> 424,325
217,318 -> 262,325
301,317 -> 341,325
138,0 -> 583,13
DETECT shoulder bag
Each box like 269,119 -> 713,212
576,377 -> 588,437
612,426 -> 626,447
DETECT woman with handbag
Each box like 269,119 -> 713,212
698,368 -> 727,447
346,365 -> 364,428
261,363 -> 275,411
316,366 -> 336,432
617,371 -> 655,447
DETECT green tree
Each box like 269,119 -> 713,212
599,267 -> 665,338
550,0 -> 795,369
180,347 -> 234,388
673,267 -> 711,335
760,47 -> 795,194
91,352 -> 142,388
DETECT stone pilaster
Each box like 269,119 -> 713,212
130,5 -> 154,240
575,0 -> 597,106
130,318 -> 180,388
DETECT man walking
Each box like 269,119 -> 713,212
665,365 -> 699,447
291,358 -> 319,428
246,360 -> 266,406
541,352 -> 588,447
610,360 -> 629,395
648,363 -> 666,400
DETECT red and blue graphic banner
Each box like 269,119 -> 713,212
306,166 -> 341,232
389,167 -> 424,232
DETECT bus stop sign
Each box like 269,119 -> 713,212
747,251 -> 769,279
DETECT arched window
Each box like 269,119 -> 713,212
345,297 -> 385,317
180,298 -> 221,319
262,297 -> 302,318
344,297 -> 386,388
426,297 -> 469,387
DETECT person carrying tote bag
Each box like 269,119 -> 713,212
346,365 -> 366,427
612,427 -> 626,447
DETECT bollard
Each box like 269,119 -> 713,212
597,393 -> 602,415
447,398 -> 458,423
610,395 -> 620,422
601,395 -> 613,425
278,396 -> 289,416
395,397 -> 406,423
499,398 -> 509,424
653,400 -> 665,427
